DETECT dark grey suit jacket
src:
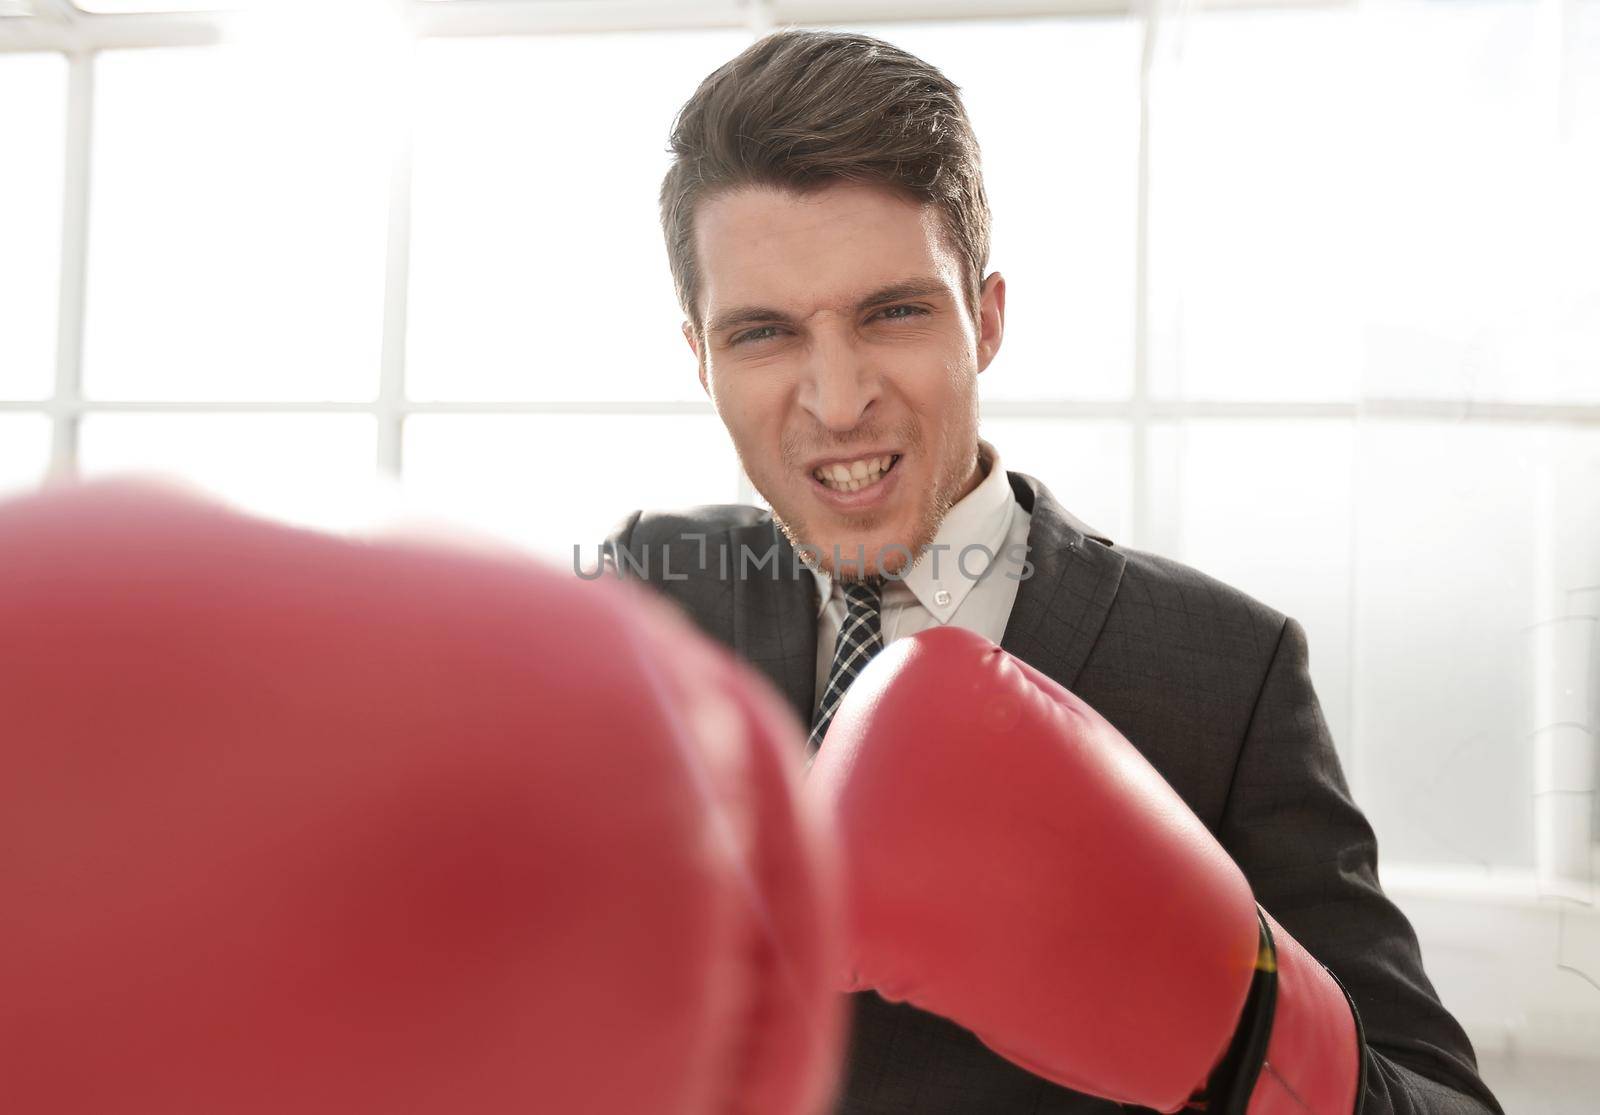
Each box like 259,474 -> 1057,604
604,470 -> 1503,1115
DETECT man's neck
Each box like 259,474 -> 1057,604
954,443 -> 989,503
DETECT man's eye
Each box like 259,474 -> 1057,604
732,326 -> 781,346
877,305 -> 929,322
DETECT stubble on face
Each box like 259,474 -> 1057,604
762,395 -> 981,585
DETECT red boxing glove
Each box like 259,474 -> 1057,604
0,481 -> 843,1115
806,625 -> 1360,1114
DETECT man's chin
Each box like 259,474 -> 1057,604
774,519 -> 924,582
766,478 -> 942,580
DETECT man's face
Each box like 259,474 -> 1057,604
686,182 -> 1005,580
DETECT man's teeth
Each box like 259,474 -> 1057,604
814,455 -> 895,492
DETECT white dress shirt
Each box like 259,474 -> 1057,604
810,440 -> 1032,718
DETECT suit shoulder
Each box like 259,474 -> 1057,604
1108,543 -> 1286,650
1073,544 -> 1293,819
610,503 -> 772,548
603,504 -> 783,595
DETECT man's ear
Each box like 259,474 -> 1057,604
682,320 -> 709,395
976,271 -> 1006,374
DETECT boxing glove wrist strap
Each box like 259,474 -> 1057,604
1197,908 -> 1367,1115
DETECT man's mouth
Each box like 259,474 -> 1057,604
811,454 -> 901,493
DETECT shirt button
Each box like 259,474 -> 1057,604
934,589 -> 952,608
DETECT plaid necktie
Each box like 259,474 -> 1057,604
807,581 -> 884,759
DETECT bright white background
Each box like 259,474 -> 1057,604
2,0 -> 1598,1105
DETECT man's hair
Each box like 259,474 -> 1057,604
660,29 -> 992,334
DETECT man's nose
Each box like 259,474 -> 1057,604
797,328 -> 880,432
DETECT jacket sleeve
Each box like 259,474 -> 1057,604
1217,616 -> 1505,1115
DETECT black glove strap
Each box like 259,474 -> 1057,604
1200,907 -> 1279,1115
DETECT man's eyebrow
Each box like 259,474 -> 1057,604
710,303 -> 796,334
706,277 -> 951,337
855,277 -> 952,310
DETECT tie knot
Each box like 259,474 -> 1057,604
842,581 -> 881,620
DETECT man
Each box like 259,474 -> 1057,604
608,28 -> 1503,1115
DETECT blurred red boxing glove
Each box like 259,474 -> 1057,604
0,481 -> 843,1115
806,625 -> 1359,1114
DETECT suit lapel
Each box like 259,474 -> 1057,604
720,471 -> 1118,721
729,519 -> 818,726
1000,470 -> 1126,694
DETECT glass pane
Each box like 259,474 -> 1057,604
402,413 -> 740,562
406,30 -> 749,404
79,413 -> 379,530
978,415 -> 1132,545
1148,2 -> 1600,404
1145,419 -> 1357,754
0,413 -> 52,498
1146,8 -> 1363,402
1351,423 -> 1600,870
84,47 -> 392,401
0,53 -> 66,401
856,20 -> 1141,401
1358,2 -> 1600,404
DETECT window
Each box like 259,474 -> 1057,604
0,52 -> 66,402
2,0 -> 1597,893
78,413 -> 379,530
85,46 -> 391,402
0,414 -> 51,496
404,412 -> 738,557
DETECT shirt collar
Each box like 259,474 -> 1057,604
810,439 -> 1016,623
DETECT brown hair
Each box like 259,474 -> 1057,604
660,28 -> 992,333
